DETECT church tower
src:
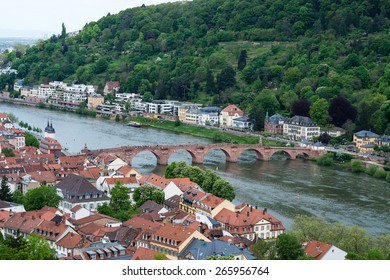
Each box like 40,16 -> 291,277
44,120 -> 56,139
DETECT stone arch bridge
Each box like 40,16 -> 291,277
83,144 -> 326,166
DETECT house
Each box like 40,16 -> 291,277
198,107 -> 220,126
116,164 -> 142,180
69,205 -> 91,220
377,135 -> 390,147
105,226 -> 141,248
327,127 -> 346,138
303,240 -> 347,260
147,223 -> 210,260
219,105 -> 244,128
39,137 -> 62,154
232,116 -> 252,130
264,113 -> 285,135
179,187 -> 207,215
2,209 -> 57,238
33,217 -> 77,254
97,177 -> 139,202
87,94 -> 105,110
103,81 -> 120,95
53,174 -> 110,214
283,115 -> 320,141
76,240 -> 129,260
67,213 -> 120,230
179,238 -> 256,260
194,193 -> 235,219
163,177 -> 199,200
353,130 -> 380,151
55,232 -> 89,258
139,200 -> 168,221
164,195 -> 181,211
214,204 -> 285,241
0,199 -> 25,212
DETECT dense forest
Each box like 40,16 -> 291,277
1,0 -> 390,134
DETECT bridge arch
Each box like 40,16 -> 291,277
203,147 -> 234,163
295,152 -> 310,159
268,150 -> 294,160
130,150 -> 161,166
167,149 -> 197,165
237,148 -> 265,161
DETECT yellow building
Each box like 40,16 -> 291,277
353,130 -> 379,152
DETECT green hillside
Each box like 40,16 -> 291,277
2,0 -> 390,134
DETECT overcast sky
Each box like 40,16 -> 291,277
0,0 -> 175,38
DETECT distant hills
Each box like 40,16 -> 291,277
2,0 -> 390,134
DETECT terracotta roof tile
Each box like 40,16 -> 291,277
304,240 -> 332,260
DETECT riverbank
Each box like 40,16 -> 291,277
313,152 -> 390,183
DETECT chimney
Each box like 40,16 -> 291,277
255,206 -> 258,210
250,206 -> 253,212
246,212 -> 249,217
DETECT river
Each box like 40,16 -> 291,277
1,103 -> 389,235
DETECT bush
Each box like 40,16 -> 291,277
383,166 -> 390,172
316,154 -> 334,166
373,168 -> 386,179
386,172 -> 390,182
365,165 -> 378,176
351,160 -> 365,173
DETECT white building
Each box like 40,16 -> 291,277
219,105 -> 244,128
283,115 -> 320,141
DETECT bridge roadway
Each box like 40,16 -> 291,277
83,143 -> 326,165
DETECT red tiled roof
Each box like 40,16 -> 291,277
199,193 -> 225,209
29,170 -> 57,183
140,173 -> 170,189
78,167 -> 101,180
56,232 -> 88,249
304,240 -> 332,260
221,105 -> 244,116
152,223 -> 197,245
122,215 -> 161,231
131,247 -> 158,260
214,205 -> 284,234
35,220 -> 68,241
70,205 -> 83,212
105,177 -> 137,185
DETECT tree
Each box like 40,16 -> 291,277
329,96 -> 357,127
24,234 -> 56,260
24,186 -> 62,211
217,66 -> 236,91
276,233 -> 304,260
24,132 -> 40,148
212,179 -> 235,201
0,175 -> 13,201
237,49 -> 247,71
309,98 -> 329,126
205,70 -> 216,94
291,99 -> 311,117
1,148 -> 15,157
0,234 -> 55,260
133,184 -> 164,207
109,181 -> 131,211
250,239 -> 274,260
142,92 -> 153,102
318,133 -> 331,144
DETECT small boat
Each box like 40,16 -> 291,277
127,121 -> 142,127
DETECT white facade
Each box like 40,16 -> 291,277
283,116 -> 320,141
321,245 -> 347,260
198,112 -> 219,126
164,182 -> 184,200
